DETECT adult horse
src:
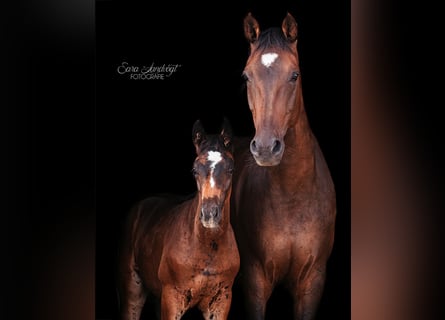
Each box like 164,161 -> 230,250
231,12 -> 337,320
118,119 -> 240,320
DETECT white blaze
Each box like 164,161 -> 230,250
207,151 -> 222,188
261,52 -> 279,67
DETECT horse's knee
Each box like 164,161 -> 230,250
308,265 -> 326,288
292,267 -> 327,320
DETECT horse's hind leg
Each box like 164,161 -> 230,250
118,267 -> 147,320
290,264 -> 326,320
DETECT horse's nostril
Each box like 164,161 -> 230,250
272,140 -> 282,154
211,207 -> 219,218
250,140 -> 258,153
202,207 -> 219,220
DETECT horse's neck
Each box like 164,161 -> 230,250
290,106 -> 315,156
275,106 -> 317,187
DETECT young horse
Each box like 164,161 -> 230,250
118,119 -> 240,320
231,13 -> 337,320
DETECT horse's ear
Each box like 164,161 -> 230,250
244,12 -> 260,43
282,12 -> 298,43
220,117 -> 233,149
192,119 -> 206,150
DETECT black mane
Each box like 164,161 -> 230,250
254,27 -> 293,53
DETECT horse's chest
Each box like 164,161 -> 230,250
159,244 -> 238,286
239,192 -> 322,253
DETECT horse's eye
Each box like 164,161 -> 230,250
290,71 -> 300,82
227,168 -> 234,175
191,168 -> 198,176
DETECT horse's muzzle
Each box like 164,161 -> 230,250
200,204 -> 222,228
250,137 -> 284,166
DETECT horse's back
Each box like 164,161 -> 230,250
119,193 -> 195,297
127,193 -> 194,250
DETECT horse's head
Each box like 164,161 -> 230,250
192,118 -> 234,229
243,12 -> 301,166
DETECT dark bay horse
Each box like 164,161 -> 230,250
231,13 -> 337,320
118,119 -> 240,320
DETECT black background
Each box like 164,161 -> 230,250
2,0 -> 349,319
96,0 -> 350,319
7,0 -> 445,319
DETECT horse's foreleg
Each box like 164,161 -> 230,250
160,286 -> 190,320
242,265 -> 273,320
199,284 -> 234,320
291,264 -> 326,320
